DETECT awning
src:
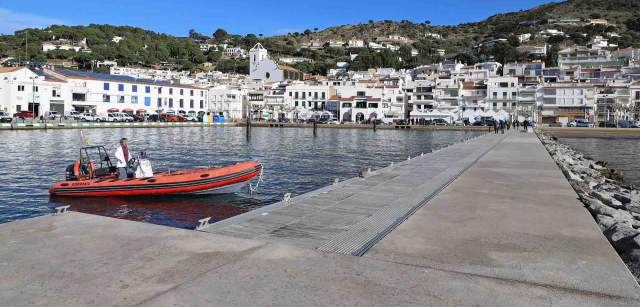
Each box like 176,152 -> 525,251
107,108 -> 119,113
178,110 -> 186,114
122,108 -> 134,113
136,109 -> 147,113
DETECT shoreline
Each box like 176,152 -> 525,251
541,127 -> 640,139
0,121 -> 493,131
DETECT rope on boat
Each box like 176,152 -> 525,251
248,167 -> 264,195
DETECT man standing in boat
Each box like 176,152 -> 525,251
115,138 -> 132,179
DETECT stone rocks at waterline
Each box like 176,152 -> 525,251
539,132 -> 640,280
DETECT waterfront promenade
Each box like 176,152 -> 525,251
1,132 -> 639,306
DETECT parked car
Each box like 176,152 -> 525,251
66,110 -> 82,120
115,113 -> 134,122
146,114 -> 164,122
45,111 -> 61,120
105,113 -> 122,122
79,113 -> 96,122
598,121 -> 617,128
631,121 -> 640,128
432,118 -> 448,126
13,111 -> 34,119
160,113 -> 184,122
568,119 -> 593,128
0,111 -> 12,123
184,115 -> 198,122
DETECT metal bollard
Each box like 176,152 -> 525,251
196,217 -> 211,230
54,205 -> 70,215
283,193 -> 292,204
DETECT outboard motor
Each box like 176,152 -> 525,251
65,164 -> 78,181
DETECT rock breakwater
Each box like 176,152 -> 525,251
539,132 -> 640,280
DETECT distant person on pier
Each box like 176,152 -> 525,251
115,138 -> 133,179
493,120 -> 498,134
523,120 -> 529,132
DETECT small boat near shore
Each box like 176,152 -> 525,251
49,146 -> 262,197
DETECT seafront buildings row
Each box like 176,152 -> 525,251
2,42 -> 640,125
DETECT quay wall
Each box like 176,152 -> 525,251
0,121 -> 492,132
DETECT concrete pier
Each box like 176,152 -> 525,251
1,132 -> 639,306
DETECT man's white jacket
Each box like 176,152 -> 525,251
114,146 -> 132,168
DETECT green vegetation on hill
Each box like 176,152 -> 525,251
1,0 -> 639,74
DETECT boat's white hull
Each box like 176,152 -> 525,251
180,181 -> 247,195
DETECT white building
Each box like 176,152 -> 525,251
224,47 -> 247,58
249,43 -> 302,82
208,85 -> 246,120
0,67 -> 208,117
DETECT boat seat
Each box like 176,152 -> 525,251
94,168 -> 111,177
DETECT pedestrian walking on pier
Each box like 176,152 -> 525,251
499,120 -> 505,134
493,120 -> 498,134
523,120 -> 529,132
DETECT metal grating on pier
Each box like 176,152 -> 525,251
203,133 -> 505,254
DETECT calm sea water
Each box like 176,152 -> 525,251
560,137 -> 640,187
0,127 -> 484,228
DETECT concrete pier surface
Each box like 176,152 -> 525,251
1,132 -> 639,306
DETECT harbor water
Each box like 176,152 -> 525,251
0,127 -> 484,228
560,137 -> 640,187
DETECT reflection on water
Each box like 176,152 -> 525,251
0,126 -> 484,228
560,137 -> 640,187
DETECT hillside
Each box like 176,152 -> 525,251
1,0 -> 639,74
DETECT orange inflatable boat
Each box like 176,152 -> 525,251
49,146 -> 262,197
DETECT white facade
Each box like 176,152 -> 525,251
0,67 -> 208,117
208,85 -> 245,120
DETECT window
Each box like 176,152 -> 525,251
357,91 -> 366,97
73,93 -> 86,101
118,84 -> 124,92
158,87 -> 162,94
342,103 -> 352,108
492,92 -> 497,99
190,90 -> 194,96
200,100 -> 204,109
33,86 -> 38,92
294,92 -> 299,99
104,83 -> 110,90
102,94 -> 110,103
118,96 -> 125,103
169,98 -> 174,108
200,91 -> 204,97
265,72 -> 270,79
132,85 -> 138,92
302,101 -> 306,107
190,99 -> 194,108
295,101 -> 299,107
144,97 -> 151,106
179,99 -> 184,108
52,89 -> 61,97
145,86 -> 150,93
289,92 -> 292,97
368,103 -> 378,108
180,89 -> 184,95
302,92 -> 306,99
322,92 -> 325,99
131,96 -> 138,104
18,85 -> 25,91
169,88 -> 173,95
502,102 -> 507,107
157,98 -> 162,107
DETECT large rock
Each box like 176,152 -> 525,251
603,223 -> 640,252
596,214 -> 618,231
591,190 -> 626,209
583,197 -> 617,217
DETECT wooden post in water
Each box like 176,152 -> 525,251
373,120 -> 377,132
313,120 -> 317,137
246,115 -> 251,140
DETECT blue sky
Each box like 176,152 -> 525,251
0,0 -> 556,36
